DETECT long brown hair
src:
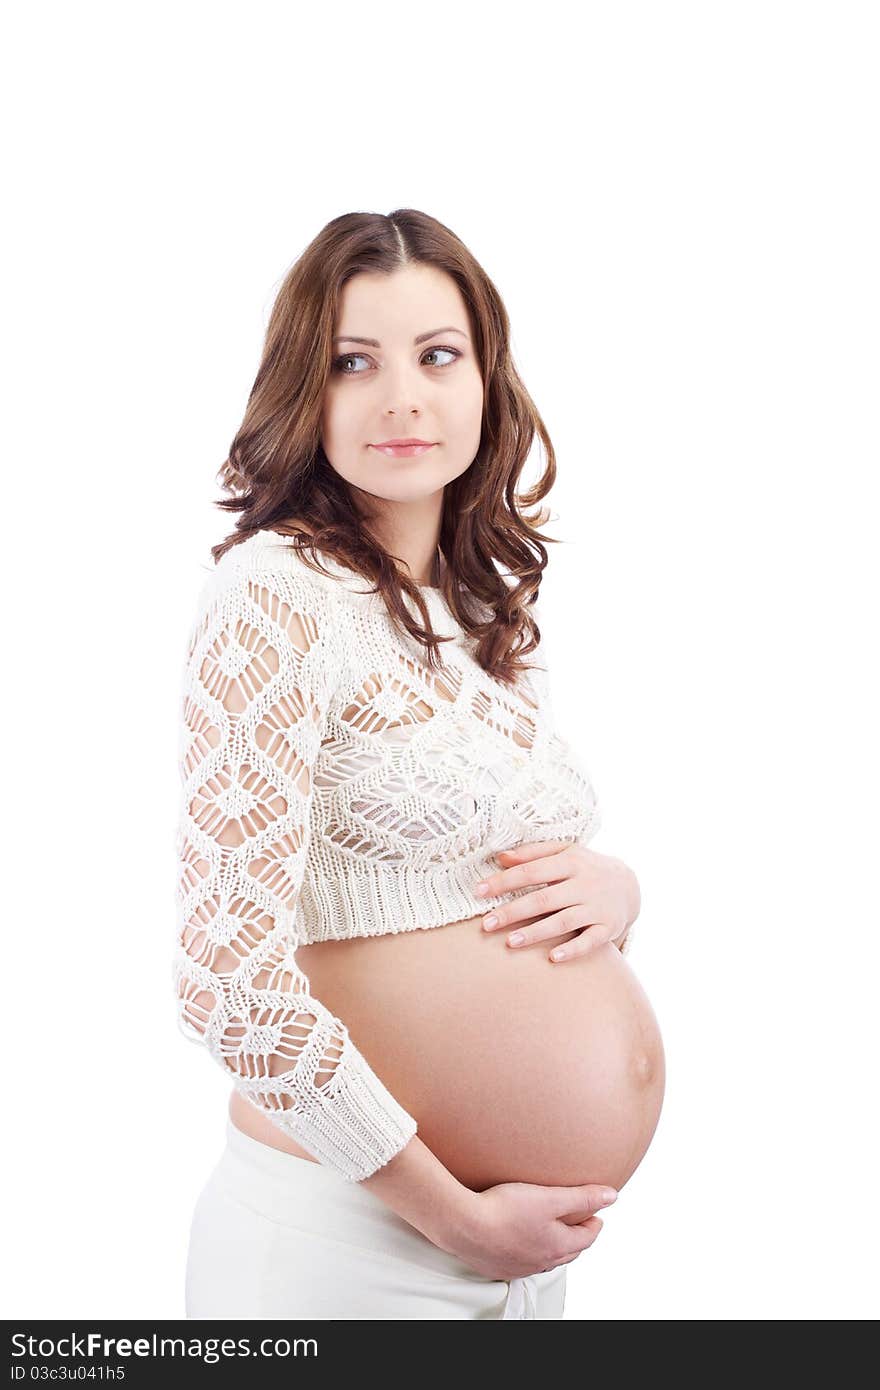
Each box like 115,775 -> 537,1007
211,208 -> 564,688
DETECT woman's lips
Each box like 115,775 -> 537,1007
370,443 -> 437,458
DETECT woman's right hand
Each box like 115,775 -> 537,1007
441,1180 -> 619,1281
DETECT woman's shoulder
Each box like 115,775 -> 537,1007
203,525 -> 382,628
183,527 -> 363,680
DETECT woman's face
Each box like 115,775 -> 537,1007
320,263 -> 484,507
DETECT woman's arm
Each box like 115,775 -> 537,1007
358,1132 -> 479,1249
172,563 -> 420,1182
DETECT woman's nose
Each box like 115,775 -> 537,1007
379,363 -> 430,414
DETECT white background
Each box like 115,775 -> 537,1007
3,0 -> 877,1321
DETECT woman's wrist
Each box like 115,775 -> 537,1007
624,864 -> 641,930
358,1132 -> 481,1248
608,856 -> 640,932
606,856 -> 640,950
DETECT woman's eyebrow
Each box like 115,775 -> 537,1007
332,327 -> 470,347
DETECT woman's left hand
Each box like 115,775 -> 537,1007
474,840 -> 640,962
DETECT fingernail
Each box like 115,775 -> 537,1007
602,1189 -> 618,1204
475,882 -> 488,896
483,915 -> 498,928
508,931 -> 524,945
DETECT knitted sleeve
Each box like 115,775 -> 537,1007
171,562 -> 418,1182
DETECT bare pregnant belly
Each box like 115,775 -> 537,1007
229,912 -> 666,1193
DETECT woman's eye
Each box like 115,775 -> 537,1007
331,346 -> 461,375
421,346 -> 460,368
332,352 -> 371,374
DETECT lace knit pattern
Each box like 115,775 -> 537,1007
171,530 -> 629,1182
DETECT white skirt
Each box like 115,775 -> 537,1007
184,1118 -> 567,1320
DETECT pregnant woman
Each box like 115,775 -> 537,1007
173,208 -> 665,1321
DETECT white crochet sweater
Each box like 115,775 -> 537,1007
172,529 -> 630,1183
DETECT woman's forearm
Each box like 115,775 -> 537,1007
358,1132 -> 480,1251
